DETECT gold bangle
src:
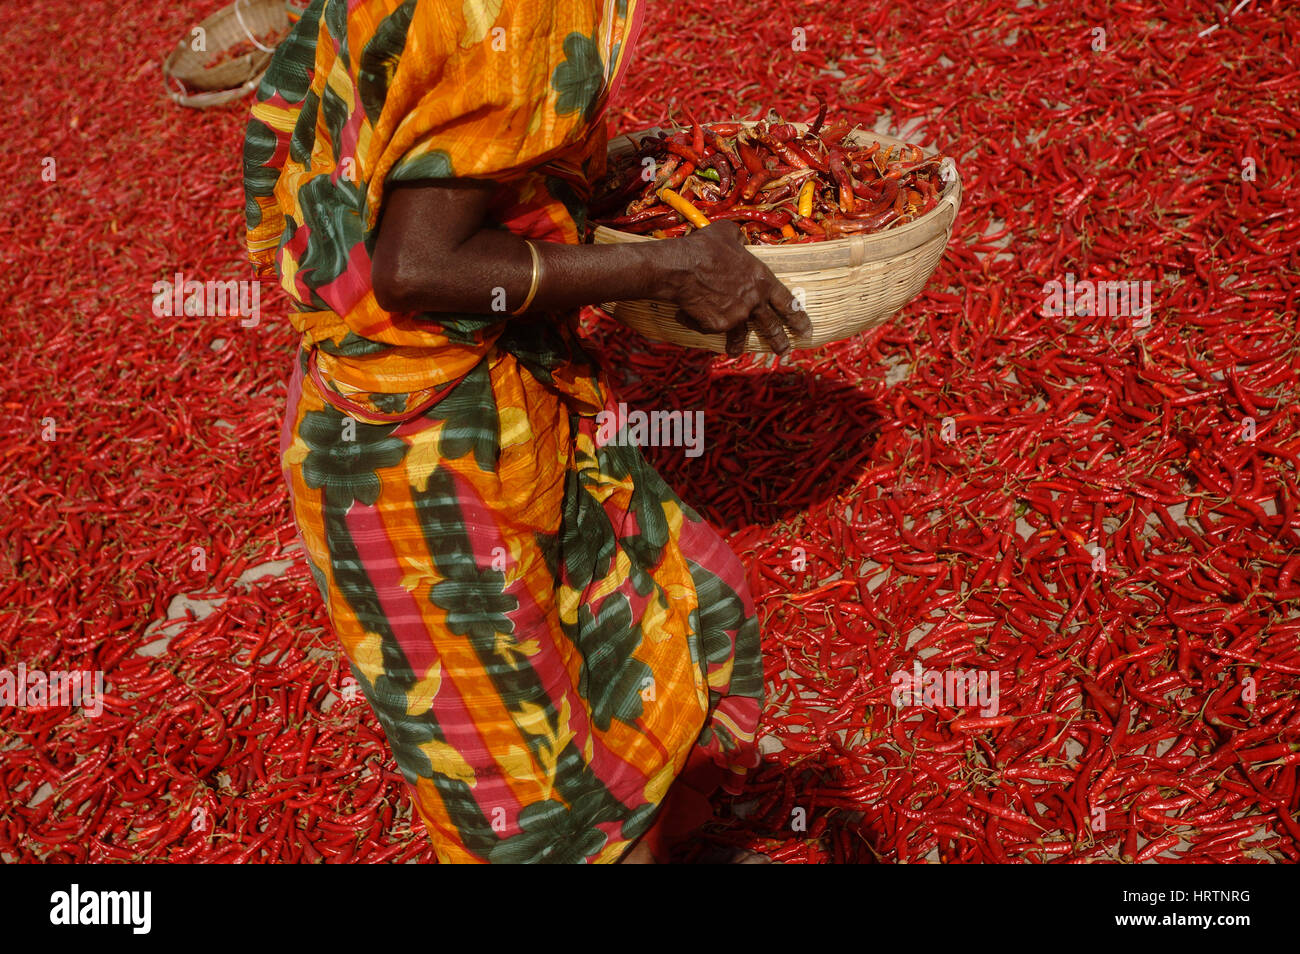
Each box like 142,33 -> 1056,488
511,240 -> 541,315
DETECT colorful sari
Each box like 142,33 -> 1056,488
243,0 -> 763,863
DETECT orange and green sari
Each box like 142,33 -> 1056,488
243,0 -> 763,863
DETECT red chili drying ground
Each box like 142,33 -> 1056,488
2,0 -> 1297,863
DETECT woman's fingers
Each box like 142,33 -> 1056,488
674,302 -> 748,355
675,309 -> 706,334
725,323 -> 748,356
767,278 -> 812,339
750,301 -> 792,354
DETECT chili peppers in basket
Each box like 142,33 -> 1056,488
591,107 -> 948,244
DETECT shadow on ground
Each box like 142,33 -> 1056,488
670,758 -> 883,864
596,340 -> 887,529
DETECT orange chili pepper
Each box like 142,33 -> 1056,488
657,187 -> 711,229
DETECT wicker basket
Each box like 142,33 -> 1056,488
163,0 -> 289,108
591,123 -> 962,352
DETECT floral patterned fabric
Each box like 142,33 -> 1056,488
245,0 -> 764,863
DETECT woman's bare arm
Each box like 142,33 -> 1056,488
370,178 -> 810,356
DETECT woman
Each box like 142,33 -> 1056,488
243,0 -> 807,863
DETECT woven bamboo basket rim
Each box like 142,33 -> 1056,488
590,121 -> 962,353
592,122 -> 962,268
162,0 -> 287,107
164,71 -> 268,109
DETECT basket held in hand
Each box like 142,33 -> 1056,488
591,123 -> 962,353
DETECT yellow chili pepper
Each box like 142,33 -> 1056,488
798,178 -> 816,218
658,188 -> 711,229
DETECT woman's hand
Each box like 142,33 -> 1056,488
651,221 -> 812,357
